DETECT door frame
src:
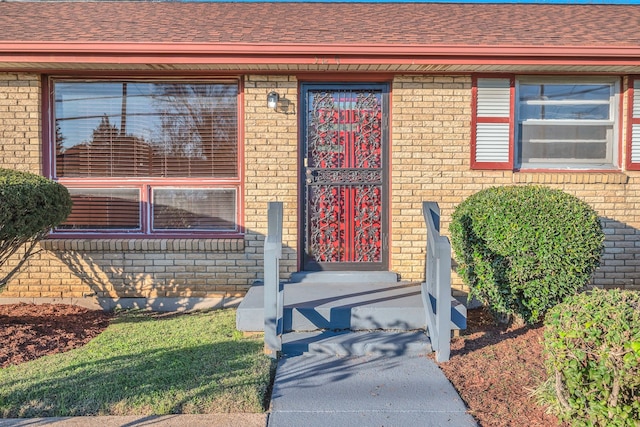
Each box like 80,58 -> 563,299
298,82 -> 390,272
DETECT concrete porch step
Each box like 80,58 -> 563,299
288,270 -> 399,284
284,304 -> 423,332
282,330 -> 431,357
236,280 -> 467,333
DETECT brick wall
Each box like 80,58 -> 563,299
3,239 -> 246,300
391,75 -> 640,291
243,75 -> 299,280
0,73 -> 40,173
1,72 -> 640,302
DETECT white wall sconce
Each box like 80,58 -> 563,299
267,91 -> 279,110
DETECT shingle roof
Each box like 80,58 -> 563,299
1,2 -> 639,73
0,1 -> 638,47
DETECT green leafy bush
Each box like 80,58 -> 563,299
0,168 -> 71,288
450,185 -> 603,324
542,289 -> 640,426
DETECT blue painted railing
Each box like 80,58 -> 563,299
264,201 -> 283,358
421,202 -> 452,362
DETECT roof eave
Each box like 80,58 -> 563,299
1,42 -> 639,67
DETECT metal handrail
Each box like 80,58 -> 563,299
421,201 -> 452,362
264,202 -> 283,358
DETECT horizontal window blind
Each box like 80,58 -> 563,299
518,82 -> 615,167
51,79 -> 241,235
55,82 -> 238,179
152,188 -> 236,231
59,188 -> 141,230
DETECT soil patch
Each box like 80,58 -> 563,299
0,303 -> 112,368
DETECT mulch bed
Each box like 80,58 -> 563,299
0,303 -> 112,368
438,307 -> 567,426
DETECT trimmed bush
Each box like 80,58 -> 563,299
542,289 -> 640,426
0,168 -> 71,288
450,185 -> 603,324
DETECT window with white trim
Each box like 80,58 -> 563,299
472,76 -> 620,170
49,79 -> 241,236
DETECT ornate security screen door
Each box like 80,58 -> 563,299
302,84 -> 389,271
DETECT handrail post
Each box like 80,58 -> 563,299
264,202 -> 283,358
422,201 -> 452,362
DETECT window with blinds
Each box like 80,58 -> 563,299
516,78 -> 617,169
152,188 -> 236,231
51,79 -> 241,235
472,76 -> 620,171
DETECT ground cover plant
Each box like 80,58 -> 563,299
541,289 -> 640,426
0,305 -> 273,417
450,185 -> 603,324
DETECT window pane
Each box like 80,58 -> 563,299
519,84 -> 611,102
55,81 -> 238,178
519,104 -> 609,120
58,188 -> 140,230
520,124 -> 611,163
517,80 -> 616,168
152,188 -> 236,231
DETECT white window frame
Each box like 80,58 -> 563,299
515,76 -> 619,170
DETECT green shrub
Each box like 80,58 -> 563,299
449,185 -> 603,324
542,289 -> 640,426
0,168 -> 71,288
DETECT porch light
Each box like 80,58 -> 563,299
267,91 -> 279,109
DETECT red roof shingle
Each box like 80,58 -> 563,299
0,1 -> 638,47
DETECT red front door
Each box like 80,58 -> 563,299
301,84 -> 389,271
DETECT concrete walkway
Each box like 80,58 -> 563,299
267,353 -> 477,427
0,355 -> 476,427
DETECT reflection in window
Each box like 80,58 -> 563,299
59,188 -> 141,230
55,82 -> 238,178
516,80 -> 617,168
51,80 -> 241,235
152,188 -> 236,231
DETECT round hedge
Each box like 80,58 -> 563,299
449,185 -> 603,324
543,289 -> 640,426
0,168 -> 71,242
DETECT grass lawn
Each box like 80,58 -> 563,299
0,308 -> 274,417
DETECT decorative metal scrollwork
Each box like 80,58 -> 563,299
305,88 -> 384,265
308,185 -> 345,262
354,185 -> 382,262
354,92 -> 382,169
308,92 -> 344,169
306,168 -> 382,185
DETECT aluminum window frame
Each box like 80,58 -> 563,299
515,76 -> 620,170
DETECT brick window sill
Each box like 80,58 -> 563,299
40,238 -> 245,253
513,172 -> 629,185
